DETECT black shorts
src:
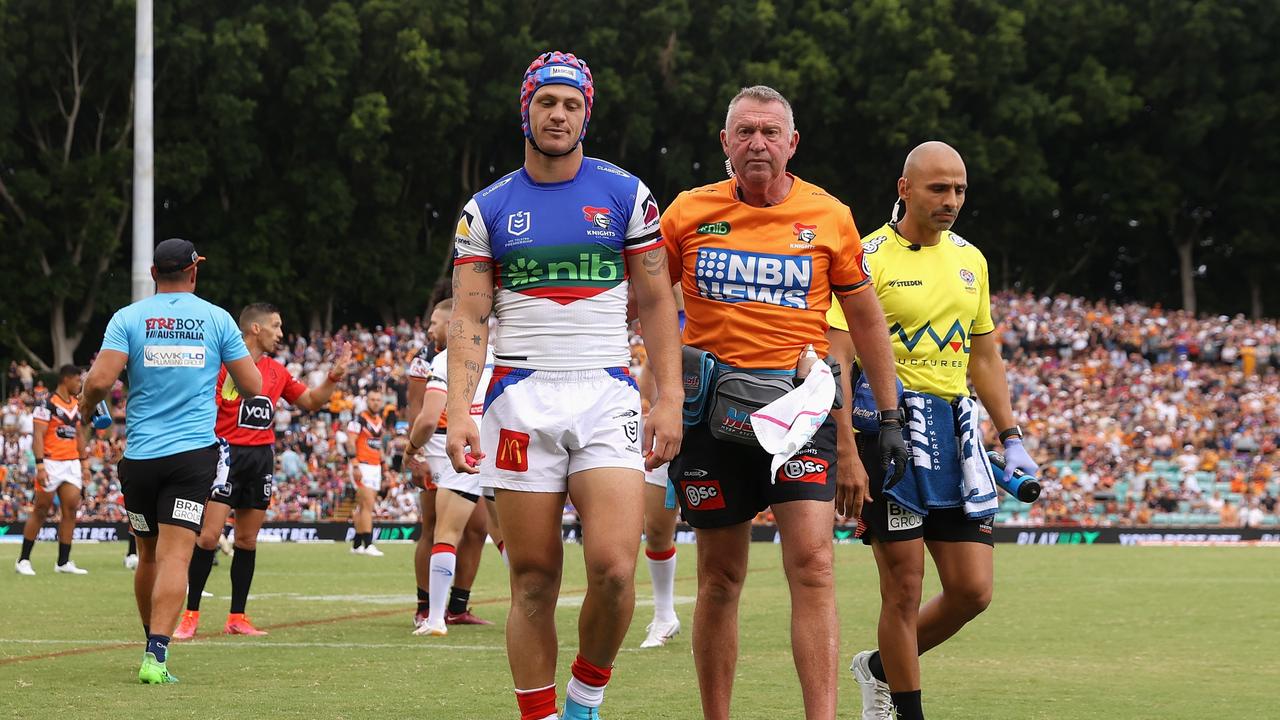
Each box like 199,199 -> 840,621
119,443 -> 219,537
855,434 -> 994,546
209,444 -> 275,511
670,416 -> 837,529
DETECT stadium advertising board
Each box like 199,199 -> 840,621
4,523 -> 1277,545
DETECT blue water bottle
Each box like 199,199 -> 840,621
987,451 -> 1041,503
91,400 -> 113,430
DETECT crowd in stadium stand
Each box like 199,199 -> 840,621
3,292 -> 1278,529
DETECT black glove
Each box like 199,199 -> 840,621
878,409 -> 909,491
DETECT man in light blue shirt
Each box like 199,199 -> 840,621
79,238 -> 261,684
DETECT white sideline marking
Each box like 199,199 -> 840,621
0,638 -> 662,653
231,592 -> 696,608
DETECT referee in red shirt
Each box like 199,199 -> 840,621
174,303 -> 352,639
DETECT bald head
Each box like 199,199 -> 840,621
897,141 -> 968,239
902,141 -> 965,180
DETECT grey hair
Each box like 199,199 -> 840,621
725,85 -> 795,133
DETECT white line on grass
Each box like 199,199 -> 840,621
0,638 -> 658,653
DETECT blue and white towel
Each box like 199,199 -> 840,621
884,391 -> 999,520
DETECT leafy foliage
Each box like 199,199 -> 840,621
2,0 -> 1277,367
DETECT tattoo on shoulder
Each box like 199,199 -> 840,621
447,319 -> 465,340
641,248 -> 666,277
472,335 -> 483,347
472,261 -> 492,274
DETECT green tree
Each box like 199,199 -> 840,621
0,0 -> 135,369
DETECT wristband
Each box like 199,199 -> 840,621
999,425 -> 1023,443
878,408 -> 905,427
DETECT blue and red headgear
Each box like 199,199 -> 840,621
520,51 -> 594,148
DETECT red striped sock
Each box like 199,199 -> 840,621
645,546 -> 676,561
432,542 -> 455,554
515,684 -> 557,720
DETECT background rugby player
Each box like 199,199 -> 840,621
406,299 -> 497,629
346,389 -> 395,556
406,304 -> 496,637
78,238 -> 262,684
175,302 -> 352,639
14,364 -> 91,576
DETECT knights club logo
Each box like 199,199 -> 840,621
959,268 -> 976,287
793,222 -> 817,243
582,206 -> 612,229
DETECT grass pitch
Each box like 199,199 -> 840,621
2,541 -> 1276,719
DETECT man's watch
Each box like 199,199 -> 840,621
999,425 -> 1024,443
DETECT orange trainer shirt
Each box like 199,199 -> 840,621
662,176 -> 871,369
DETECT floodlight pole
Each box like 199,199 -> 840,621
131,0 -> 154,302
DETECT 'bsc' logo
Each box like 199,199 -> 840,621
495,428 -> 531,472
779,457 -> 829,484
682,480 -> 726,510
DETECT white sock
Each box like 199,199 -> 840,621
427,546 -> 456,625
566,676 -> 606,708
647,549 -> 677,623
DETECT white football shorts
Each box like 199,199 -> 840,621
40,459 -> 83,493
481,367 -> 644,493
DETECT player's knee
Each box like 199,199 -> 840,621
195,533 -> 220,551
234,538 -> 257,552
511,565 -> 560,610
698,562 -> 746,605
783,548 -> 833,591
585,561 -> 635,600
951,584 -> 992,619
881,573 -> 923,615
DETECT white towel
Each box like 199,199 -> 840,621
956,397 -> 999,518
750,360 -> 835,482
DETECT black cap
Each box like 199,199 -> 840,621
153,238 -> 206,273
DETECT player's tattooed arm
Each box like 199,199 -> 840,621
640,247 -> 666,277
447,257 -> 493,424
461,360 -> 481,401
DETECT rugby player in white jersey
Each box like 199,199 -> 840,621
406,300 -> 498,627
406,299 -> 497,636
446,51 -> 682,720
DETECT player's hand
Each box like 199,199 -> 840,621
329,342 -> 354,378
835,448 -> 870,520
35,465 -> 47,486
408,463 -> 432,490
1002,437 -> 1039,477
405,451 -> 428,477
446,416 -> 482,474
878,419 -> 909,491
643,398 -> 682,471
